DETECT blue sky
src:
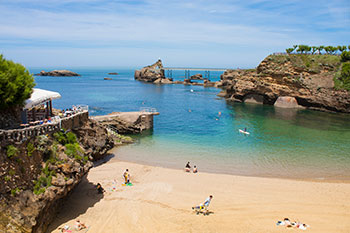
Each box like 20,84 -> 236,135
0,0 -> 349,68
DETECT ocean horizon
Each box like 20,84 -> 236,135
31,67 -> 350,182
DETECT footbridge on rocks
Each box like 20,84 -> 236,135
90,108 -> 159,134
163,67 -> 227,79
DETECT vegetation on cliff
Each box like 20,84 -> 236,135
0,54 -> 35,110
286,44 -> 350,55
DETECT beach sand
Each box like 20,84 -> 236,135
48,158 -> 350,233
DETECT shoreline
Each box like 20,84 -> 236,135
111,147 -> 350,184
48,155 -> 350,233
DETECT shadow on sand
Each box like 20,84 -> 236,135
93,153 -> 115,167
46,175 -> 104,232
194,210 -> 215,216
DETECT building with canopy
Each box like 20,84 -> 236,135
22,88 -> 61,124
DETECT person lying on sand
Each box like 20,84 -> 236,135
123,169 -> 130,184
192,195 -> 213,211
74,219 -> 87,231
96,183 -> 105,194
193,165 -> 198,173
185,162 -> 191,172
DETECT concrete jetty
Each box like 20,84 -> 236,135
90,110 -> 159,134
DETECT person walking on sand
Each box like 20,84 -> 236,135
192,195 -> 213,211
123,169 -> 130,184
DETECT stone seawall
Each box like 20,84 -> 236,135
0,111 -> 89,146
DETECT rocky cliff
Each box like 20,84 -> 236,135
0,119 -> 114,233
35,70 -> 80,77
218,54 -> 350,113
134,59 -> 173,83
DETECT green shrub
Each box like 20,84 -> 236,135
65,143 -> 82,158
53,131 -> 67,145
6,145 -> 18,158
0,54 -> 35,110
341,51 -> 350,62
4,175 -> 10,181
27,142 -> 35,157
8,169 -> 15,176
11,187 -> 20,196
66,132 -> 77,144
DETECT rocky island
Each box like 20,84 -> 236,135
35,70 -> 80,77
134,59 -> 173,84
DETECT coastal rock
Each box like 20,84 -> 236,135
134,59 -> 165,83
274,96 -> 303,109
72,119 -> 114,161
190,73 -> 203,80
220,54 -> 350,113
108,72 -> 118,75
0,117 -> 116,233
35,70 -> 80,77
104,77 -> 112,80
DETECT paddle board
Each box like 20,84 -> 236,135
239,129 -> 250,135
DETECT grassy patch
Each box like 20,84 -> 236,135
6,145 -> 18,158
27,142 -> 35,157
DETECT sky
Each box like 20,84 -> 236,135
0,0 -> 349,68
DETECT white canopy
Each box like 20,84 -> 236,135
24,88 -> 61,109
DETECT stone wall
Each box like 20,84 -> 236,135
0,111 -> 89,146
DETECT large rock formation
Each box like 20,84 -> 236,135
72,119 -> 114,161
0,119 -> 114,233
35,70 -> 80,77
134,59 -> 172,83
218,54 -> 350,113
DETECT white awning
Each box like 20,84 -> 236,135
24,88 -> 61,109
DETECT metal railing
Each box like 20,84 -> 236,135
140,107 -> 157,113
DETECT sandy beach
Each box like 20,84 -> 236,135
48,157 -> 350,233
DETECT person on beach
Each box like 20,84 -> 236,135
193,165 -> 198,173
192,195 -> 213,211
96,183 -> 105,194
74,219 -> 87,231
123,169 -> 130,184
185,162 -> 191,172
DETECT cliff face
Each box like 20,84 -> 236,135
0,119 -> 114,233
219,54 -> 350,113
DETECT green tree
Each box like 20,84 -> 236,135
0,54 -> 35,110
341,51 -> 350,62
338,45 -> 347,53
286,48 -> 294,54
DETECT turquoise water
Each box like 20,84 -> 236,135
31,68 -> 350,181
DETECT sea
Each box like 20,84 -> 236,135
30,67 -> 350,181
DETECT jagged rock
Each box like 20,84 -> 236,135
190,73 -> 203,80
134,59 -> 165,82
51,175 -> 65,187
72,119 -> 114,161
35,70 -> 80,77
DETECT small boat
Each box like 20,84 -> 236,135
239,129 -> 250,135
